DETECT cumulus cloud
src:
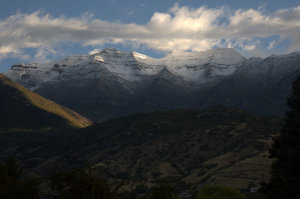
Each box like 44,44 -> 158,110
0,4 -> 300,61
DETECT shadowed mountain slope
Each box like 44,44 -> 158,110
2,106 -> 281,190
0,74 -> 92,129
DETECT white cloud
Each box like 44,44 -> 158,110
34,46 -> 58,63
0,4 -> 300,61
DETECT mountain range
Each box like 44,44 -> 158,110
0,48 -> 292,191
4,48 -> 300,120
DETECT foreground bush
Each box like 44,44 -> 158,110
196,184 -> 246,199
142,182 -> 179,199
0,156 -> 40,199
50,166 -> 111,199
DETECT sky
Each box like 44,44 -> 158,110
0,0 -> 300,72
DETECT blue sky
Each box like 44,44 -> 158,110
0,0 -> 300,72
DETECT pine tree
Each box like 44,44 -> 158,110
267,76 -> 300,198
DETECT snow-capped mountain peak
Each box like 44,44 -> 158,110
163,48 -> 244,66
4,48 -> 300,119
160,48 -> 245,82
4,48 -> 246,90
